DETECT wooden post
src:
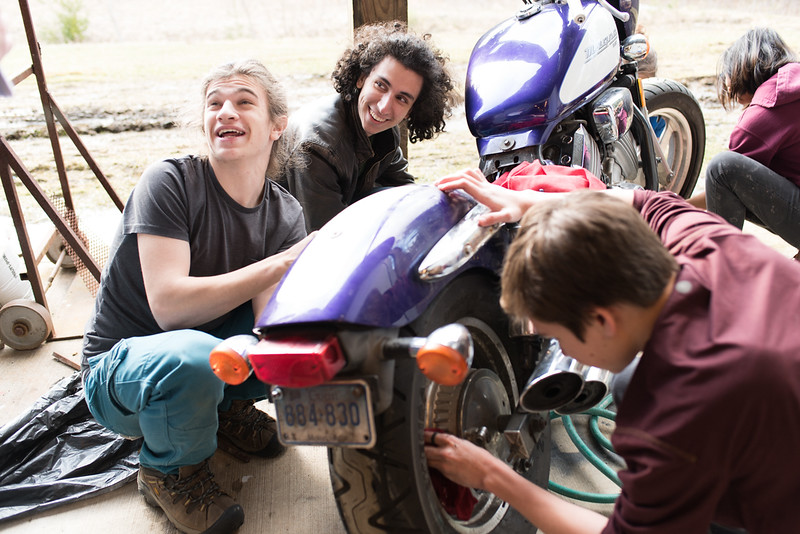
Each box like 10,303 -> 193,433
352,0 -> 410,157
352,0 -> 408,30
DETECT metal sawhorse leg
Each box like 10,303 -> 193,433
0,0 -> 124,350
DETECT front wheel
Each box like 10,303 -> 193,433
644,78 -> 706,198
329,273 -> 550,533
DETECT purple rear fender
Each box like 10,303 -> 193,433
256,184 -> 508,331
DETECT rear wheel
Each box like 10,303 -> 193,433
643,78 -> 706,198
329,273 -> 550,533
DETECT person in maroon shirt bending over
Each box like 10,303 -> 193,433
688,28 -> 800,259
425,168 -> 800,534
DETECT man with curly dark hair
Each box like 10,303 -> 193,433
279,20 -> 455,231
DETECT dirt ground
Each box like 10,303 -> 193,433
0,0 -> 798,238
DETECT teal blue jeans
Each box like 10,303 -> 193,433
84,305 -> 268,474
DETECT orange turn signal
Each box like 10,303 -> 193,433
210,345 -> 252,385
417,343 -> 469,386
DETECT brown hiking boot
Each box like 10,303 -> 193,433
138,459 -> 244,534
217,399 -> 285,458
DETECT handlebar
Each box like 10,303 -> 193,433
531,0 -> 630,24
596,0 -> 630,22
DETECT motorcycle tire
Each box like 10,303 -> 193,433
643,77 -> 706,198
329,272 -> 551,533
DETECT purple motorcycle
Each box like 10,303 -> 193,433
211,1 -> 705,532
470,0 -> 704,195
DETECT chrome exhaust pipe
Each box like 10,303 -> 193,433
555,365 -> 612,415
519,338 -> 585,412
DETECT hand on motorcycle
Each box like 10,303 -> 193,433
436,168 -> 638,227
252,231 -> 317,316
435,168 -> 552,226
280,231 -> 318,264
424,429 -> 608,534
424,429 -> 501,491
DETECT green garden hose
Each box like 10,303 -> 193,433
547,395 -> 621,504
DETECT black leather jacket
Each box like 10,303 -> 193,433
279,93 -> 414,231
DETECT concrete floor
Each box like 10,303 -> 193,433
0,219 -> 790,533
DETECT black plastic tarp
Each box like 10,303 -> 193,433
0,371 -> 141,523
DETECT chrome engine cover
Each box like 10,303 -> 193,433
592,87 -> 634,145
604,130 -> 644,188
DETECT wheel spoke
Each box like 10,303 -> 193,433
652,109 -> 693,193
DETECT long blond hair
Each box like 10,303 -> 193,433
197,59 -> 289,180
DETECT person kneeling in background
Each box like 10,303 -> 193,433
688,28 -> 800,260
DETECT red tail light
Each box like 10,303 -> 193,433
248,333 -> 346,388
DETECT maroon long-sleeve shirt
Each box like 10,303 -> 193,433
728,62 -> 800,187
603,190 -> 800,533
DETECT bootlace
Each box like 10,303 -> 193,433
221,400 -> 272,434
164,460 -> 225,513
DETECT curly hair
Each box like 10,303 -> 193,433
717,28 -> 798,111
331,20 -> 455,143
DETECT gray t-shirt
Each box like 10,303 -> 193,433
81,155 -> 306,372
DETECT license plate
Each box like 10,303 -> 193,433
272,379 -> 376,448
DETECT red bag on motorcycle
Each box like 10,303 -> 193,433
495,160 -> 607,192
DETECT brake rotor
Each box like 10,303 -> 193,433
426,368 -> 511,459
0,299 -> 54,350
